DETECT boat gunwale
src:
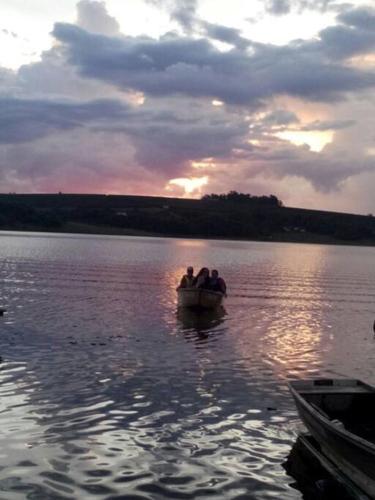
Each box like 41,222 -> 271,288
177,287 -> 224,297
177,287 -> 225,310
297,433 -> 371,500
288,379 -> 375,455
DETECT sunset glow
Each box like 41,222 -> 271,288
191,159 -> 216,169
167,177 -> 209,196
275,131 -> 334,152
0,0 -> 374,213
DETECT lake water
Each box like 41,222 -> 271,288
1,232 -> 375,500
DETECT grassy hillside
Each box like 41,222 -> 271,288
0,193 -> 374,245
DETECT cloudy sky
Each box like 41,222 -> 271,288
1,0 -> 375,213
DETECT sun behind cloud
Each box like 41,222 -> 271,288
166,176 -> 209,197
275,130 -> 334,152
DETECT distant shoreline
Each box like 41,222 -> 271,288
1,193 -> 375,247
2,223 -> 375,248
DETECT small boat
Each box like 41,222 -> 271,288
177,287 -> 224,309
289,378 -> 375,498
286,434 -> 370,500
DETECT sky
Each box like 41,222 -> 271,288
1,0 -> 375,213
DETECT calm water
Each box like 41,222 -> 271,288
1,232 -> 375,500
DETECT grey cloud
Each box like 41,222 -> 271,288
97,99 -> 251,174
265,0 -> 291,16
338,6 -> 375,31
0,67 -> 17,88
171,0 -> 197,32
146,0 -> 197,32
1,28 -> 19,38
201,22 -> 251,50
318,24 -> 375,59
262,110 -> 299,126
129,120 -> 248,173
77,0 -> 120,36
0,97 -> 129,144
0,129 -> 144,194
2,2 -> 375,199
282,156 -> 375,191
265,0 -> 337,15
248,143 -> 375,192
0,87 -> 251,179
53,23 -> 218,72
0,96 -> 251,191
52,22 -> 375,106
300,119 -> 356,131
294,0 -> 336,12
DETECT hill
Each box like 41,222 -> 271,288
0,192 -> 374,245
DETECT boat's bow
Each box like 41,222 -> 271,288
289,378 -> 375,498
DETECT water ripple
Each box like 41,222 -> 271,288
1,234 -> 375,498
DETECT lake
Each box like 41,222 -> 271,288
1,231 -> 375,499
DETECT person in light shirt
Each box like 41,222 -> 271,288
178,266 -> 195,288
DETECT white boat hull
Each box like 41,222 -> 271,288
177,288 -> 224,309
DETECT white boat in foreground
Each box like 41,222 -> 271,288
177,288 -> 224,309
289,378 -> 375,499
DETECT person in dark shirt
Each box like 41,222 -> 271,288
194,267 -> 210,289
209,269 -> 227,294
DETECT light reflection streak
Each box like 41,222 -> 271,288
232,244 -> 329,379
174,239 -> 208,248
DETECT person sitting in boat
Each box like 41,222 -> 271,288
193,267 -> 210,289
178,266 -> 195,288
208,269 -> 227,294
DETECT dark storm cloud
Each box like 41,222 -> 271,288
52,20 -> 375,106
0,97 -> 129,144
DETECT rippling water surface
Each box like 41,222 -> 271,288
1,232 -> 375,499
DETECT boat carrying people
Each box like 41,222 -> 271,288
177,266 -> 226,309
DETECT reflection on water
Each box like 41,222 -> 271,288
177,307 -> 227,346
1,232 -> 375,499
177,306 -> 226,331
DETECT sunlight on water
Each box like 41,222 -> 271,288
1,232 -> 375,499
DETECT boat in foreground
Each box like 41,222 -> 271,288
289,378 -> 375,498
286,433 -> 370,500
177,288 -> 224,309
